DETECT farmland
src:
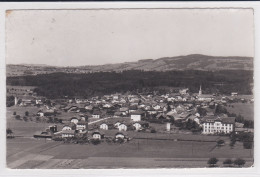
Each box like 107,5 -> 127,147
6,135 -> 253,169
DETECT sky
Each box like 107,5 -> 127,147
5,9 -> 254,66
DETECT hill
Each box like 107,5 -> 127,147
6,54 -> 253,76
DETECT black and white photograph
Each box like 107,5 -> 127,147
3,5 -> 256,170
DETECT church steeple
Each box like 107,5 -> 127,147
199,85 -> 202,95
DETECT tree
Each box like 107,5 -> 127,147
23,116 -> 28,122
6,128 -> 13,135
235,114 -> 244,123
6,128 -> 14,139
207,157 -> 219,167
15,115 -> 21,120
25,111 -> 29,116
197,107 -> 207,117
234,158 -> 246,167
215,105 -> 227,115
223,159 -> 233,167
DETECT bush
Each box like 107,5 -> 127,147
234,158 -> 246,167
207,157 -> 219,167
223,159 -> 233,167
91,139 -> 101,145
52,137 -> 63,141
117,137 -> 125,144
25,111 -> 29,116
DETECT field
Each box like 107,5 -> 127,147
225,102 -> 254,120
6,136 -> 253,169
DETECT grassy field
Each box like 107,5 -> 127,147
6,133 -> 253,169
225,102 -> 254,120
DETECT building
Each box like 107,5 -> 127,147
92,131 -> 104,140
61,129 -> 75,138
70,117 -> 79,124
76,121 -> 88,132
231,92 -> 238,96
118,123 -> 127,131
130,109 -> 144,122
92,110 -> 101,118
100,123 -> 109,130
201,116 -> 235,134
133,122 -> 142,131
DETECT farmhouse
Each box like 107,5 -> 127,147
201,116 -> 235,134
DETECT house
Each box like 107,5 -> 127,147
85,105 -> 93,111
114,111 -> 122,117
92,131 -> 104,140
62,124 -> 76,131
153,104 -> 161,110
100,123 -> 109,130
120,107 -> 129,115
118,123 -> 127,131
114,121 -> 122,128
201,116 -> 235,134
156,113 -> 167,120
35,99 -> 43,105
37,110 -> 44,117
231,92 -> 238,96
70,117 -> 79,124
132,121 -> 149,131
103,103 -> 112,108
61,129 -> 75,138
179,88 -> 189,95
133,122 -> 142,130
115,132 -> 128,141
129,105 -> 138,113
76,121 -> 88,131
130,109 -> 144,122
92,110 -> 101,118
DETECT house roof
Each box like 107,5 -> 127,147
131,109 -> 144,115
62,129 -> 75,134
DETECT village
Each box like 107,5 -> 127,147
6,85 -> 254,144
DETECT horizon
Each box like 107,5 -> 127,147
6,53 -> 254,67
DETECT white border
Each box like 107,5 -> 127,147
0,2 -> 259,177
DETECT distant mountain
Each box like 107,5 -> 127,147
6,54 -> 253,76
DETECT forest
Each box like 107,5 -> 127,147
6,70 -> 253,99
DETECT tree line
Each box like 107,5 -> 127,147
6,70 -> 253,99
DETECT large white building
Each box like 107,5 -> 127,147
201,116 -> 235,134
